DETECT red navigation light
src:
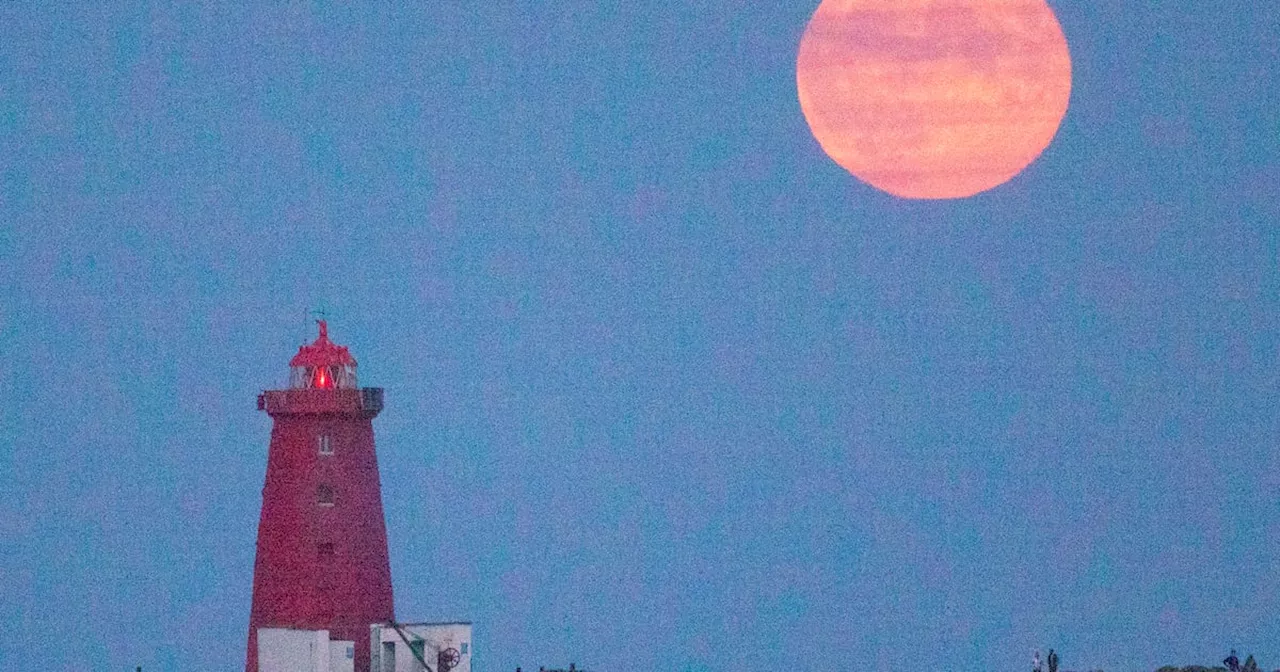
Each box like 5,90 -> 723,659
315,367 -> 332,389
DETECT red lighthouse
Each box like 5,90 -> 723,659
246,321 -> 394,672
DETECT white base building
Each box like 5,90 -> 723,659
255,622 -> 470,672
257,628 -> 355,672
370,622 -> 473,672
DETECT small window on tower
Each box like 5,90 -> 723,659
318,542 -> 334,560
317,484 -> 335,507
318,434 -> 332,455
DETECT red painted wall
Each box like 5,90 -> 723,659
246,389 -> 394,672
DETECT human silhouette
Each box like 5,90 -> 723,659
1225,649 -> 1240,672
1047,649 -> 1059,672
1033,649 -> 1042,672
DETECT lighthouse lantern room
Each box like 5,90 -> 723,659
288,320 -> 358,390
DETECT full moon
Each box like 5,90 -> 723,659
796,0 -> 1072,199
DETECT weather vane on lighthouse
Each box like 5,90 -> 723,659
306,304 -> 334,340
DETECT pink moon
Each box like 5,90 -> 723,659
796,0 -> 1073,199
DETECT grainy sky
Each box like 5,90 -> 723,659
2,3 -> 1278,671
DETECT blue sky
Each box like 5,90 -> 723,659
1,2 -> 1278,670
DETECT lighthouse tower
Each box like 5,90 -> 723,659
246,321 -> 394,672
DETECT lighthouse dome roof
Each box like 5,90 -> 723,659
290,320 -> 357,368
